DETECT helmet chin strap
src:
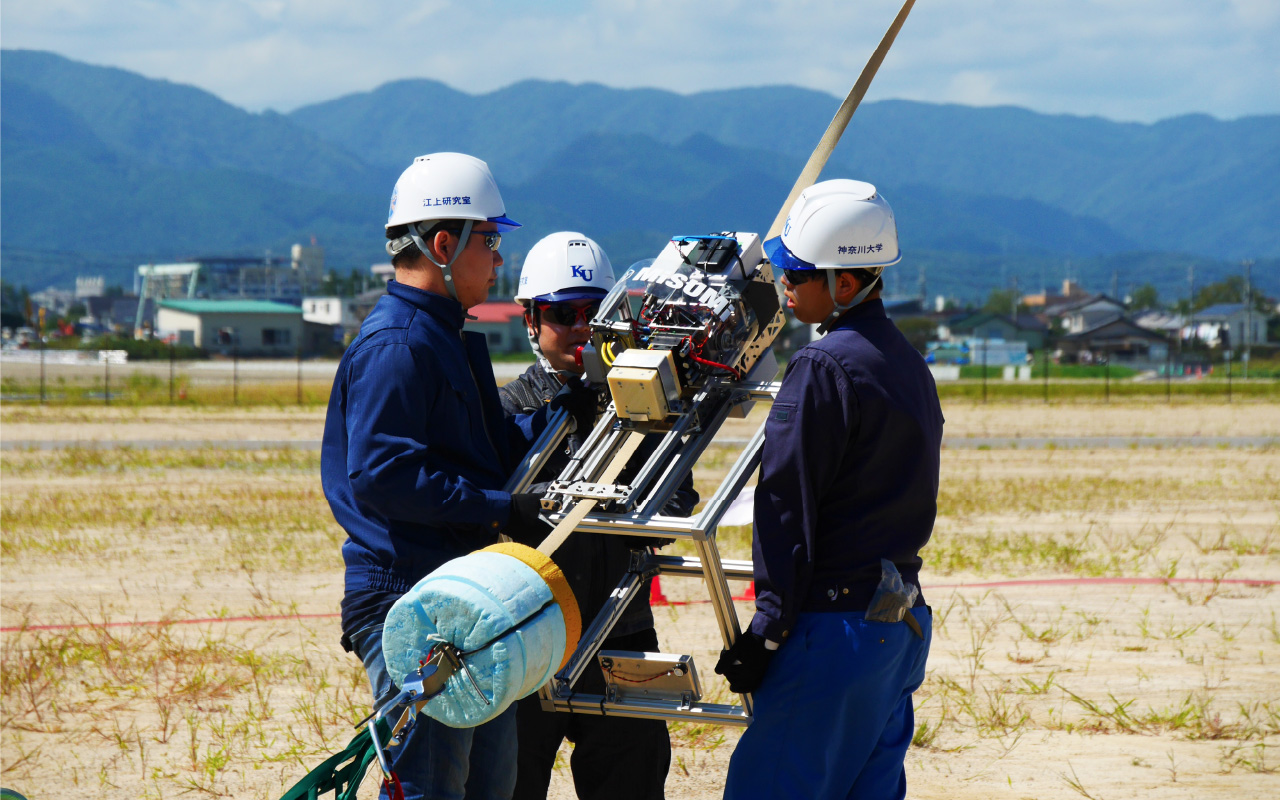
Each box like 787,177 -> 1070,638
525,312 -> 580,381
816,270 -> 879,334
409,219 -> 475,310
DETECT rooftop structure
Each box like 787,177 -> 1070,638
134,244 -> 323,331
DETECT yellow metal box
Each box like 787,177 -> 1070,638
607,348 -> 681,421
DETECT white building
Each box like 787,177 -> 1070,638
1188,304 -> 1270,347
303,296 -> 365,341
156,299 -> 303,356
75,275 -> 105,299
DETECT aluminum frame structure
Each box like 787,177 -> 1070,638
505,378 -> 780,727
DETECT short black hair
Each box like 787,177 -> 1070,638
387,221 -> 464,270
840,267 -> 882,292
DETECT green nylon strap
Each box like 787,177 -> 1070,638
279,720 -> 389,800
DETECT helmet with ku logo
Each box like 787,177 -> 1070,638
764,179 -> 900,276
515,231 -> 615,304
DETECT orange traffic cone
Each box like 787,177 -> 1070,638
733,582 -> 756,601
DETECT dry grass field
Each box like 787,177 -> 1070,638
2,400 -> 1278,799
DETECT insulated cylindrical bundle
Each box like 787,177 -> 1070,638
381,543 -> 581,728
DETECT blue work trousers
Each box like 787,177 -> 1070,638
356,624 -> 518,800
724,607 -> 932,800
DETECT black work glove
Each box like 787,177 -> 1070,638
549,376 -> 603,437
505,492 -> 553,547
714,632 -> 774,694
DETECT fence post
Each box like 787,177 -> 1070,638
1103,356 -> 1109,404
981,336 -> 988,404
1226,353 -> 1232,403
233,346 -> 239,406
297,347 -> 303,406
39,335 -> 46,405
1042,346 -> 1049,404
169,341 -> 175,404
1165,346 -> 1172,403
104,353 -> 110,407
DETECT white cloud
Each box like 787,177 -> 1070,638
2,0 -> 1276,121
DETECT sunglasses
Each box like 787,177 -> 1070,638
782,268 -> 824,285
537,302 -> 600,327
437,226 -> 502,252
469,230 -> 502,252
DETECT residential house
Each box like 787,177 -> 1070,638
940,311 -> 1048,351
1187,303 -> 1270,348
1133,310 -> 1186,341
1044,294 -> 1127,335
466,302 -> 528,354
1057,316 -> 1169,364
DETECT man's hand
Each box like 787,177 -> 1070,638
550,377 -> 604,436
505,492 -> 553,547
714,632 -> 774,694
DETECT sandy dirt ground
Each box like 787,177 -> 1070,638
4,400 -> 1279,445
2,401 -> 1278,799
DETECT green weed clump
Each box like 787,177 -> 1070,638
923,531 -> 1119,576
936,379 -> 1279,402
0,377 -> 333,407
1,445 -> 322,477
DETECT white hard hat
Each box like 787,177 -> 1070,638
386,152 -> 520,232
764,179 -> 900,274
515,232 -> 615,304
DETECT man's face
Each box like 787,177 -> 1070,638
443,223 -> 503,309
531,299 -> 598,375
780,270 -> 835,326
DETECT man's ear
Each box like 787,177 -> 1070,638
430,229 -> 454,264
834,271 -> 863,305
524,309 -> 539,338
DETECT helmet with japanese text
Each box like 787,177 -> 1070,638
763,179 -> 900,277
515,232 -> 615,304
384,152 -> 520,303
385,152 -> 520,234
764,179 -> 901,333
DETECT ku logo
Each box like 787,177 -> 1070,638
570,265 -> 594,281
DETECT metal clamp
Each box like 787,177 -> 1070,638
355,641 -> 492,776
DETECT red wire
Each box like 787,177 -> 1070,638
683,337 -> 739,379
690,352 -> 740,379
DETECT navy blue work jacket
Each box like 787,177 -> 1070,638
749,299 -> 944,644
321,281 -> 549,644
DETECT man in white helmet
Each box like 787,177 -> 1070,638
716,180 -> 943,800
499,232 -> 696,800
321,154 -> 596,800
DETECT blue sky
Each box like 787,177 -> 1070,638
3,0 -> 1277,122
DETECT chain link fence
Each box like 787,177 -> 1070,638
2,345 -> 1276,406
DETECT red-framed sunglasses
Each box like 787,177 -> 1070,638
537,302 -> 600,327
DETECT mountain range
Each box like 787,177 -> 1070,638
3,48 -> 1277,303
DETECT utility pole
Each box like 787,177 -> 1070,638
1110,269 -> 1118,299
1186,264 -> 1196,352
1243,259 -> 1254,380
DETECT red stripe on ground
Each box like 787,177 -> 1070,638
926,576 -> 1278,590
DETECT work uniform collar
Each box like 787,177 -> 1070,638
386,279 -> 467,330
825,298 -> 887,332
